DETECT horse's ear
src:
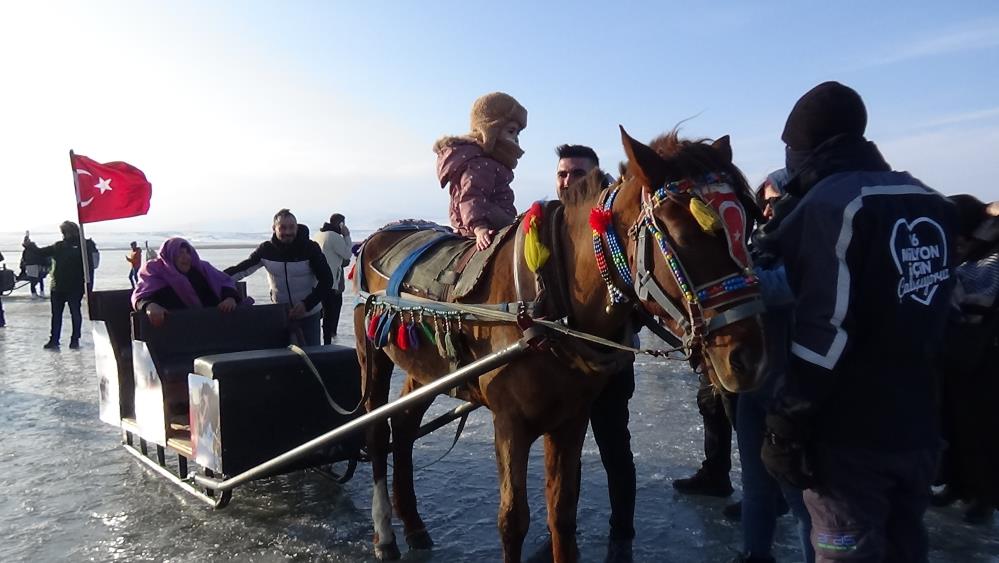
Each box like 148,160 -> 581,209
620,126 -> 666,188
712,135 -> 733,164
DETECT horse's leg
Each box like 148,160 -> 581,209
494,415 -> 533,563
355,308 -> 401,560
543,414 -> 589,563
389,376 -> 435,550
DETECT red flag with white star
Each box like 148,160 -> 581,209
71,153 -> 152,223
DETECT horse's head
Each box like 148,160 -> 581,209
611,127 -> 767,392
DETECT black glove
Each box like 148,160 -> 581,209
761,412 -> 817,490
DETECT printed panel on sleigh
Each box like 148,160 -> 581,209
89,289 -> 136,426
191,345 -> 363,476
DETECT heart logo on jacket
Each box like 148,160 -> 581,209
889,217 -> 950,305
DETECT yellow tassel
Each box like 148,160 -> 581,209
524,220 -> 550,272
689,198 -> 722,232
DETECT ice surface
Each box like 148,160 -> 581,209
0,247 -> 995,562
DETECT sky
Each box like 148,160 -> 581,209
2,1 -> 998,236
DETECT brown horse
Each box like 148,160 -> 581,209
352,127 -> 767,562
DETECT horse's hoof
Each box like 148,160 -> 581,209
374,540 -> 402,560
405,528 -> 434,550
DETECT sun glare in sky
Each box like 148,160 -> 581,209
2,2 -> 998,234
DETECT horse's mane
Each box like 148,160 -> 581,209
560,131 -> 761,225
649,130 -> 753,199
561,167 -> 611,208
649,130 -> 762,225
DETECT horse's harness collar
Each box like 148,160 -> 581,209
592,174 -> 764,353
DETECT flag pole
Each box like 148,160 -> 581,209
69,150 -> 94,316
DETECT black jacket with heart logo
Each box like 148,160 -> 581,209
770,141 -> 957,451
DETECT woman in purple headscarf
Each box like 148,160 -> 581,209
131,237 -> 243,327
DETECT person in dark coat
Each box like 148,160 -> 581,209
932,195 -> 999,524
38,221 -> 98,350
527,144 -> 636,563
561,145 -> 636,562
0,250 -> 6,327
760,82 -> 957,562
20,234 -> 49,297
730,170 -> 813,563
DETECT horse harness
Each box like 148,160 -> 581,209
591,173 -> 765,357
357,172 -> 766,371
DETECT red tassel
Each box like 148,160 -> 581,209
366,313 -> 380,340
347,262 -> 356,281
523,201 -> 544,233
589,207 -> 612,233
396,322 -> 409,350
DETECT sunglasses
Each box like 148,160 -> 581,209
762,196 -> 781,208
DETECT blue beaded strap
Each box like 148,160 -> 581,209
649,172 -> 730,208
644,215 -> 698,305
601,187 -> 634,288
695,273 -> 759,302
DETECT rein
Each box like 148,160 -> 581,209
590,174 -> 764,355
356,290 -> 687,359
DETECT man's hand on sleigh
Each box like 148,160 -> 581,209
289,302 -> 307,320
473,226 -> 494,251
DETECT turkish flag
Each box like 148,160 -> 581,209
72,153 -> 152,223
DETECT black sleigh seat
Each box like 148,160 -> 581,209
132,304 -> 292,416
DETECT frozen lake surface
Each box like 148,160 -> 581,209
1,247 -> 996,562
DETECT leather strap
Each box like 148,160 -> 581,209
443,245 -> 480,301
386,233 -> 452,297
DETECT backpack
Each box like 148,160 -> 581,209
0,267 -> 14,293
89,240 -> 100,270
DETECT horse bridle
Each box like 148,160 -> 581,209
592,174 -> 766,355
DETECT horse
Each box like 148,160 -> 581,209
352,127 -> 768,562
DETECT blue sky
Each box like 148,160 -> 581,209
2,1 -> 998,234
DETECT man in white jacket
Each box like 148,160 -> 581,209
314,213 -> 352,344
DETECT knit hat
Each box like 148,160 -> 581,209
766,168 -> 790,194
469,92 -> 528,153
781,81 -> 867,151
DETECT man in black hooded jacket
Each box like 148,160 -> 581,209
759,82 -> 957,562
38,221 -> 98,350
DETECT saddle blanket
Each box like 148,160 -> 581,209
370,221 -> 516,301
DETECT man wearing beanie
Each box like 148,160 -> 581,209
434,92 -> 527,250
760,81 -> 957,562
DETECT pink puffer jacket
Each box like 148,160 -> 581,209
435,138 -> 517,237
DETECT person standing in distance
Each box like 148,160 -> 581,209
38,221 -> 96,350
126,241 -> 141,289
314,213 -> 353,344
